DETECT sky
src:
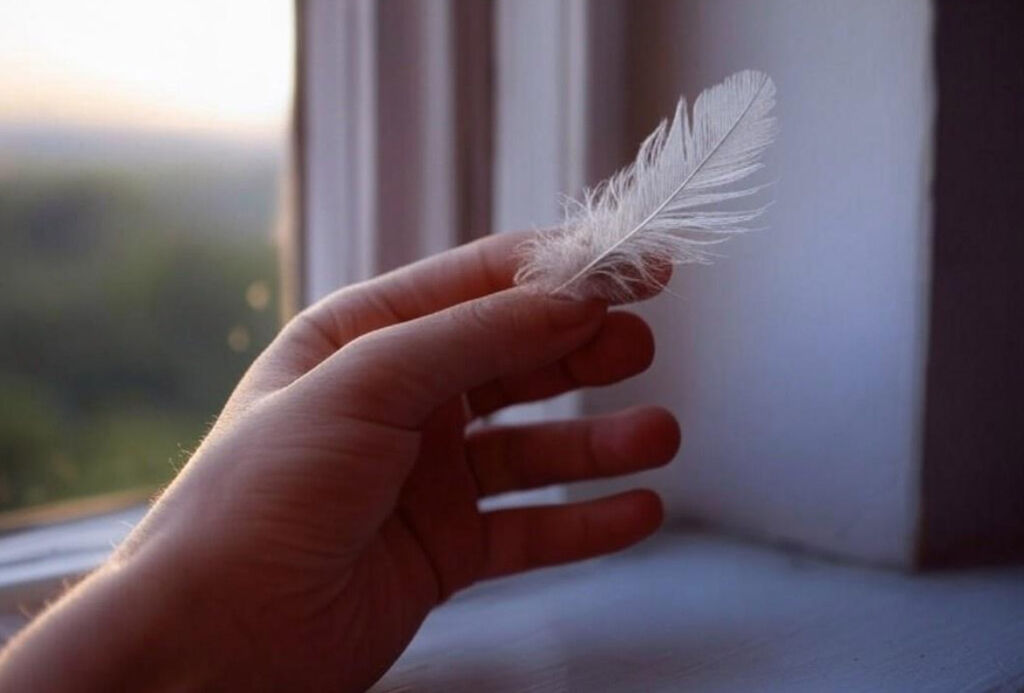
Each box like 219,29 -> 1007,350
0,0 -> 293,140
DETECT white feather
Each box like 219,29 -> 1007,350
515,70 -> 777,301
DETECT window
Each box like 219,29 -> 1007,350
0,1 -> 294,514
300,0 -> 1018,569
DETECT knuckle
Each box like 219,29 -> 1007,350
455,296 -> 527,373
340,330 -> 382,362
460,295 -> 508,333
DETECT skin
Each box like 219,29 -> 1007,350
0,231 -> 680,691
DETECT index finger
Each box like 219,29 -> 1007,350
297,288 -> 607,429
301,229 -> 670,347
303,230 -> 532,343
250,232 -> 534,392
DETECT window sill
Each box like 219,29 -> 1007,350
2,514 -> 1022,690
0,503 -> 146,621
373,528 -> 1024,692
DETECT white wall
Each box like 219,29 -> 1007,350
581,0 -> 934,566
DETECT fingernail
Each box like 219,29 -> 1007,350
548,298 -> 606,329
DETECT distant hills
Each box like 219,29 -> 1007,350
0,121 -> 286,239
0,121 -> 283,170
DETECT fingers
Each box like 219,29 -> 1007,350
302,230 -> 532,347
633,257 -> 674,300
299,288 -> 607,428
466,310 -> 654,417
467,407 -> 680,496
582,255 -> 675,303
480,490 -> 663,579
250,232 -> 533,391
253,233 -> 672,396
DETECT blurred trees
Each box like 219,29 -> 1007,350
0,165 -> 280,511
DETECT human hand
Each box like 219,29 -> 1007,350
0,232 -> 679,691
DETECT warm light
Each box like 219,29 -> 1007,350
227,325 -> 252,353
246,280 -> 272,311
0,0 -> 293,139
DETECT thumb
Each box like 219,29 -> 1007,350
296,288 -> 606,428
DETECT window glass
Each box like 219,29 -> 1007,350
0,1 -> 293,512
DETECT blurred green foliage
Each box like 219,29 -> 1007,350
0,163 -> 280,511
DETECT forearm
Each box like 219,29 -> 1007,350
0,555 -> 222,691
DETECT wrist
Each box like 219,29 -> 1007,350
0,550 -> 232,691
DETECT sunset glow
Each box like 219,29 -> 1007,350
0,0 -> 293,139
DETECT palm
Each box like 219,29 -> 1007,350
262,398 -> 505,690
336,400 -> 485,684
388,399 -> 487,600
172,399 -> 486,690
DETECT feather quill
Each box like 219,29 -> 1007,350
515,70 -> 777,301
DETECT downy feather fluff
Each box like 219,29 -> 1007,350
515,70 -> 777,301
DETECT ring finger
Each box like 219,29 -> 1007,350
466,406 -> 680,497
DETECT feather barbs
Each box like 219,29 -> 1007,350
514,70 -> 777,301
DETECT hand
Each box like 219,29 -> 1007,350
0,232 -> 680,691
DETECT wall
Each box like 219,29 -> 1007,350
580,0 -> 934,566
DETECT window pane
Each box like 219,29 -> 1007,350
0,1 -> 294,512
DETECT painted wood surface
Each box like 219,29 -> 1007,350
375,530 -> 1024,692
0,505 -> 143,612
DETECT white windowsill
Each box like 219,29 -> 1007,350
374,529 -> 1024,692
1,513 -> 1022,691
0,504 -> 146,630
